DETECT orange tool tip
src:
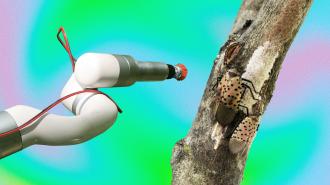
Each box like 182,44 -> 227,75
176,64 -> 188,81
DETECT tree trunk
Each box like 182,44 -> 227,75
171,0 -> 313,185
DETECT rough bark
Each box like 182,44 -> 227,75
171,0 -> 313,185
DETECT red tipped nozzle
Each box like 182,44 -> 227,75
176,64 -> 188,81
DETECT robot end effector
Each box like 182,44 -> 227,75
74,53 -> 188,89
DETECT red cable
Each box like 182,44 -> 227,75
57,27 -> 76,71
0,89 -> 122,138
0,90 -> 102,138
0,27 -> 123,138
56,27 -> 121,112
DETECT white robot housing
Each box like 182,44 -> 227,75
0,52 -> 187,159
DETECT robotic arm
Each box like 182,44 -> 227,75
0,29 -> 187,159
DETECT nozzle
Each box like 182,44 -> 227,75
167,64 -> 188,81
175,64 -> 188,81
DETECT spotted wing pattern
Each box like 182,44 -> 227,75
218,72 -> 244,111
229,117 -> 259,154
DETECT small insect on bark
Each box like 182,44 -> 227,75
216,41 -> 243,74
224,42 -> 242,66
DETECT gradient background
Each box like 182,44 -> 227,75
0,0 -> 329,185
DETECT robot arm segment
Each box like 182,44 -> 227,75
0,75 -> 118,158
74,53 -> 187,88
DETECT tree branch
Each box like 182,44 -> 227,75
171,0 -> 313,184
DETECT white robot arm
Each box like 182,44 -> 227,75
0,52 -> 187,159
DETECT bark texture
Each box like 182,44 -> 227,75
171,0 -> 313,184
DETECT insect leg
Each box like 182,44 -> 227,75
212,74 -> 223,91
242,78 -> 259,93
212,76 -> 220,90
242,78 -> 262,100
242,84 -> 260,101
238,104 -> 249,115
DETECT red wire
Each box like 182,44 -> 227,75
0,27 -> 123,138
57,27 -> 76,71
0,90 -> 101,138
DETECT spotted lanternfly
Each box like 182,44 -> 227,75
229,116 -> 260,154
215,69 -> 260,127
224,42 -> 242,66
